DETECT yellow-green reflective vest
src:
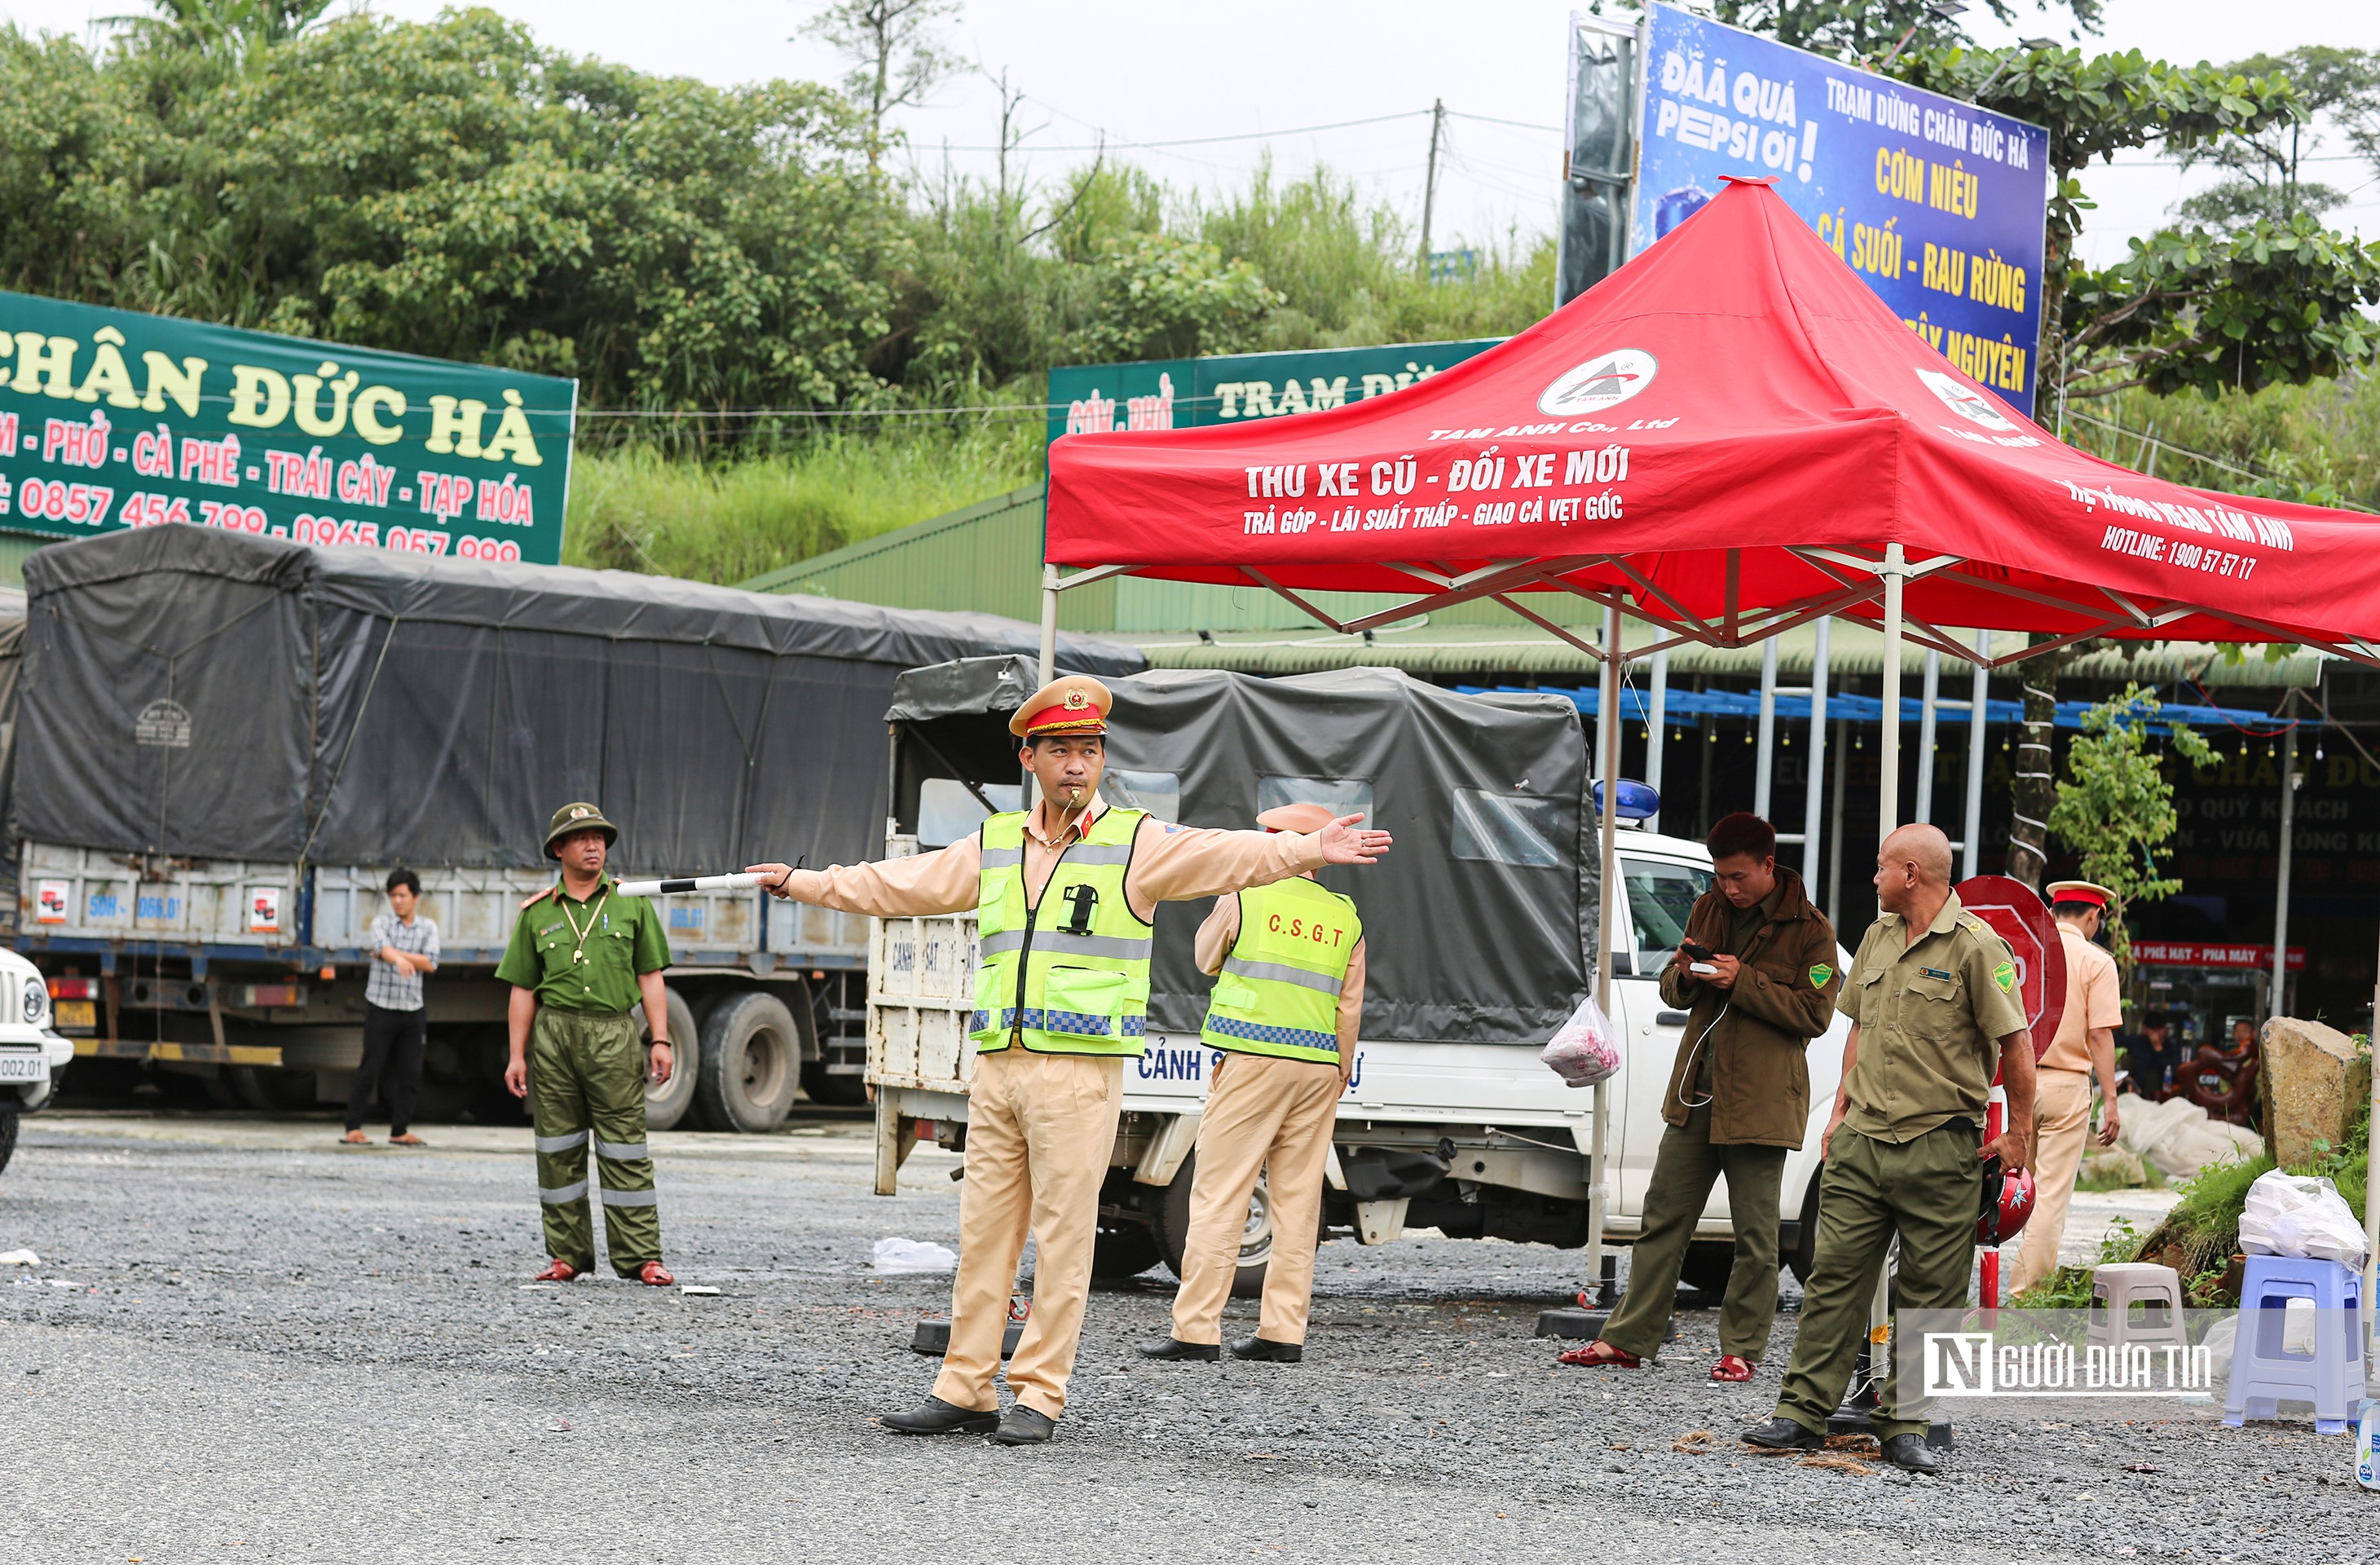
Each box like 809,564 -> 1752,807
1201,875 -> 1360,1066
970,806 -> 1153,1056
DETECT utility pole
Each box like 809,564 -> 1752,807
1418,99 -> 1446,271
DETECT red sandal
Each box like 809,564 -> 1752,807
1711,1354 -> 1756,1382
1556,1339 -> 1643,1368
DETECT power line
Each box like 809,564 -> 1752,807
928,108 -> 1430,155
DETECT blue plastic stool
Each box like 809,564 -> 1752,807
2224,1254 -> 2364,1435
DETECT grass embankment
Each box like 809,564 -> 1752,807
2014,1103 -> 2369,1310
561,424 -> 1042,586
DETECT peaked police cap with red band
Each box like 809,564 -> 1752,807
1010,676 -> 1113,740
2044,880 -> 2115,910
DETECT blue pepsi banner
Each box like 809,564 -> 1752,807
1633,5 -> 2051,416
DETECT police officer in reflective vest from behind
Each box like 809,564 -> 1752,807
1142,801 -> 1367,1365
747,677 -> 1394,1446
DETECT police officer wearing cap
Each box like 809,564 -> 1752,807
1140,800 -> 1366,1367
2008,880 -> 2124,1296
498,802 -> 678,1287
1744,824 -> 2034,1473
747,677 -> 1393,1445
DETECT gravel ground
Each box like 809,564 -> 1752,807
0,1109 -> 2363,1563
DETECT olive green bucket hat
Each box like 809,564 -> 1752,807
543,800 -> 619,859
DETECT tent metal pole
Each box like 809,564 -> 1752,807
1587,603 -> 1623,1306
1038,563 -> 1061,686
1963,629 -> 1990,880
1646,647 -> 1668,832
1879,544 -> 1907,845
1916,649 -> 1941,824
1592,602 -> 1616,781
2272,721 -> 2298,1025
1804,618 -> 1831,889
1755,639 -> 1778,818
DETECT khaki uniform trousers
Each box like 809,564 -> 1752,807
934,1046 -> 1123,1422
528,1007 -> 660,1276
1171,1052 -> 1342,1347
2008,1068 -> 2094,1296
1774,1121 -> 1981,1443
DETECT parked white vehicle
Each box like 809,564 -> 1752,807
0,945 -> 77,1176
866,659 -> 1851,1297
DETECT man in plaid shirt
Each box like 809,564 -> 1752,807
344,868 -> 441,1146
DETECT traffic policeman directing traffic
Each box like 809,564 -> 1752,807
1141,800 -> 1367,1366
747,676 -> 1393,1445
500,802 -> 679,1287
1744,823 -> 2034,1473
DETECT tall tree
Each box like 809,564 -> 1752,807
796,0 -> 960,171
2172,46 -> 2380,232
1708,1 -> 2102,60
1889,45 -> 2380,886
2046,686 -> 2214,974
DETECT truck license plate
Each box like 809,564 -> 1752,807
54,1000 -> 94,1032
0,1053 -> 44,1082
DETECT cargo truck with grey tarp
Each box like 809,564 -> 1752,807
867,657 -> 1848,1295
4,527 -> 1141,1127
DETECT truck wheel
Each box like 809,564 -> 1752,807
1092,1221 -> 1165,1281
1152,1150 -> 1273,1298
0,1111 -> 15,1176
638,986 -> 701,1132
1678,1241 -> 1735,1297
1786,1172 -> 1822,1286
695,990 -> 800,1133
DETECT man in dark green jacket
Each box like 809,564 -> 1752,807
1559,813 -> 1840,1381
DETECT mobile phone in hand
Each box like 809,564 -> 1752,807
1679,937 -> 1717,976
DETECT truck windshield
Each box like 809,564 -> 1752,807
1621,855 -> 1710,965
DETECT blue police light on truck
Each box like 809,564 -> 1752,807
1589,779 -> 1662,822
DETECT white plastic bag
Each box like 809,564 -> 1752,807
872,1237 -> 958,1273
2239,1170 -> 2368,1267
1540,994 -> 1620,1089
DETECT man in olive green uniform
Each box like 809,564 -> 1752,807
748,677 -> 1393,1445
1745,823 -> 2034,1473
500,802 -> 679,1287
1562,813 -> 1839,1381
1140,800 -> 1368,1366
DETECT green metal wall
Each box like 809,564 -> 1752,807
738,483 -> 1596,636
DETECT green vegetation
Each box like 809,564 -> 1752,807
2127,1104 -> 2369,1307
561,423 -> 1038,582
2047,686 -> 2215,976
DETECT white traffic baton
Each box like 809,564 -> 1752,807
614,871 -> 772,897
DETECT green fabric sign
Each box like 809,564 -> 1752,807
0,289 -> 575,564
1047,339 -> 1503,447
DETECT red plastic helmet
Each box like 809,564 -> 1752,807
1980,1160 -> 2037,1245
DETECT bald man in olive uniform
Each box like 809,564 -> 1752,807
1744,823 -> 2034,1474
747,677 -> 1394,1446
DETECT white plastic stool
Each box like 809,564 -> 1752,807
2087,1263 -> 2188,1354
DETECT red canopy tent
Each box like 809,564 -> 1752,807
1038,174 -> 2380,1285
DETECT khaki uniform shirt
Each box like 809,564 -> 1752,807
494,878 -> 672,1014
784,795 -> 1325,924
1836,891 -> 2029,1142
2041,923 -> 2122,1074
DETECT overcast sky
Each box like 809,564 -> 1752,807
3,0 -> 2374,267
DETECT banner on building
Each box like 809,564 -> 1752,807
0,290 -> 575,565
1047,340 -> 1503,448
1633,3 -> 2052,415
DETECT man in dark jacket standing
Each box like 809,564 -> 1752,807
1560,813 -> 1840,1381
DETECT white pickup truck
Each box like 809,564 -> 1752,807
0,944 -> 75,1176
870,822 -> 1850,1298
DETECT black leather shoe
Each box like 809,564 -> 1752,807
880,1395 -> 1000,1435
992,1405 -> 1056,1445
1740,1417 -> 1825,1451
1880,1433 -> 1942,1473
1230,1336 -> 1302,1363
1138,1338 -> 1222,1362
